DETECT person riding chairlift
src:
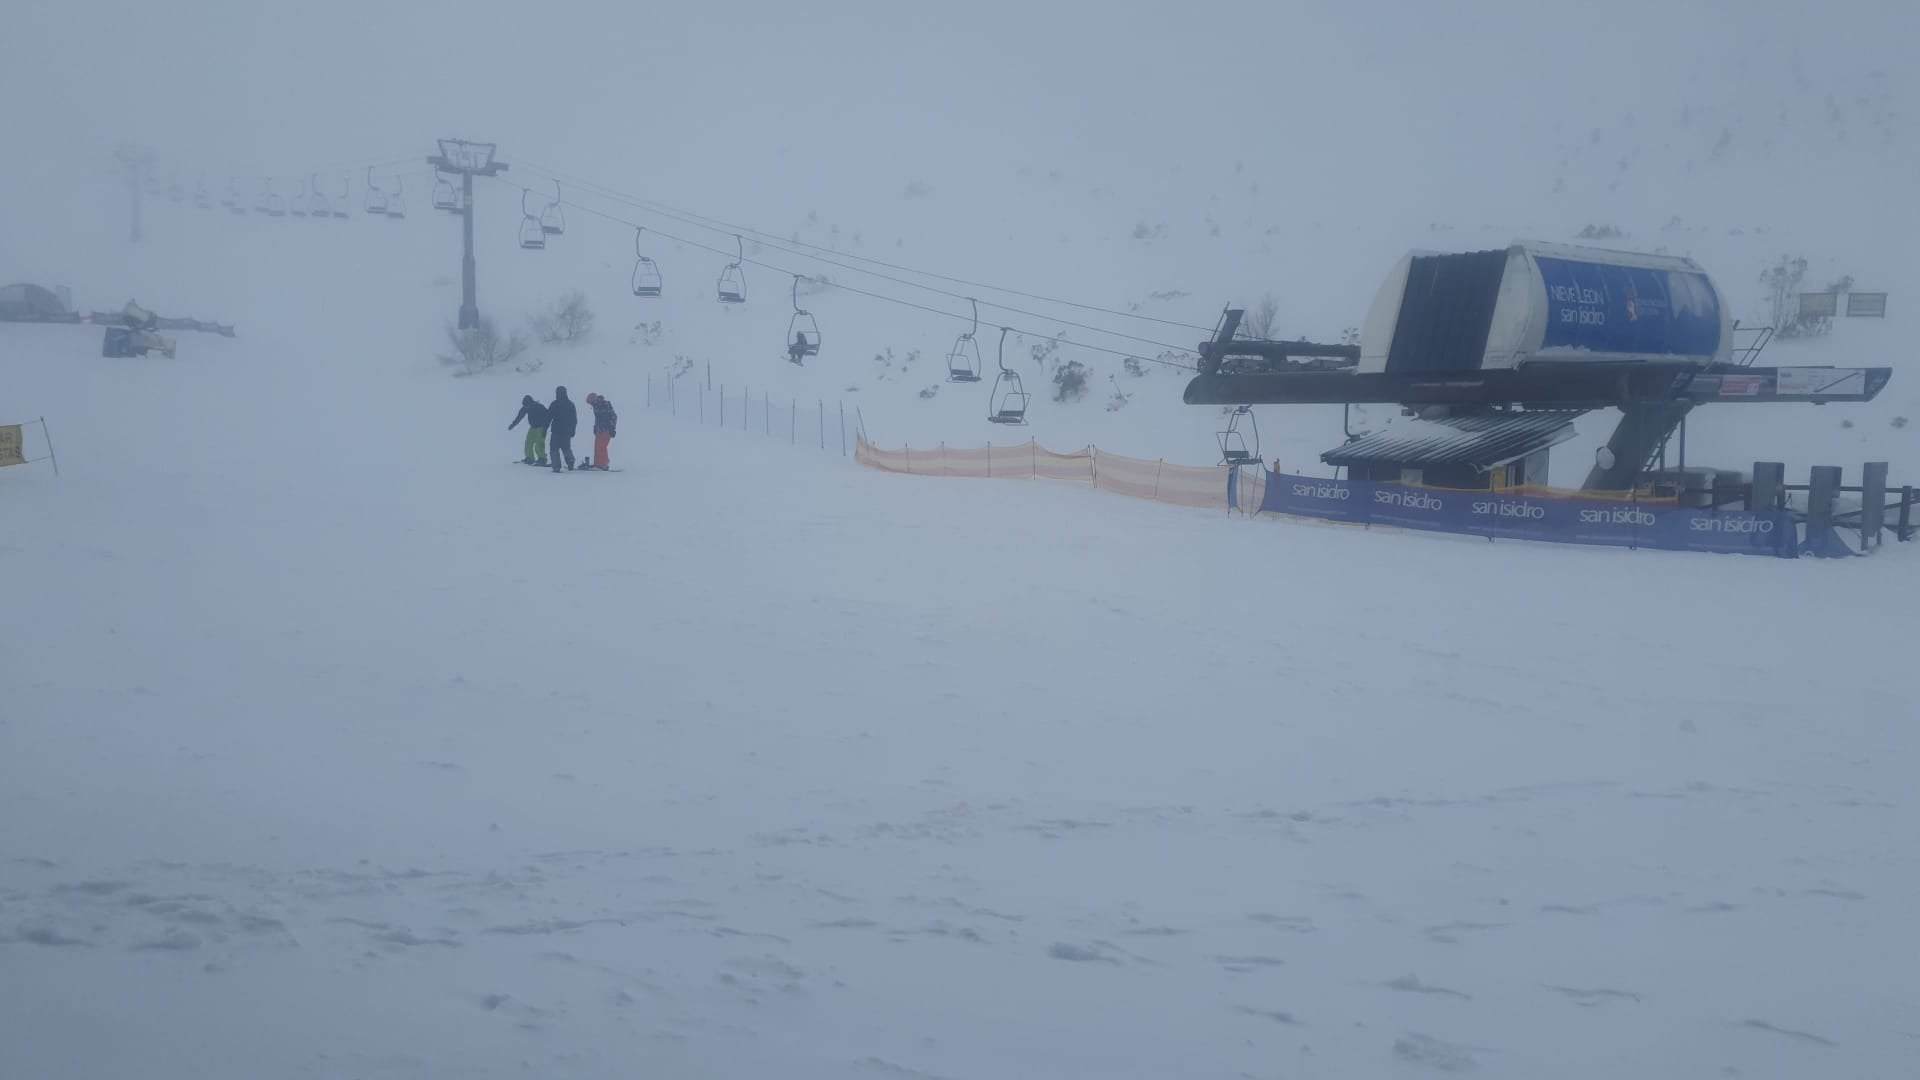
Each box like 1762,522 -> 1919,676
789,331 -> 810,365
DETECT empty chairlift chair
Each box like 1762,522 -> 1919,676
363,167 -> 389,216
432,171 -> 460,213
258,180 -> 285,217
631,228 -> 662,297
987,327 -> 1030,425
716,234 -> 746,304
539,182 -> 564,236
223,178 -> 244,213
385,174 -> 407,219
518,189 -> 546,250
946,298 -> 983,382
308,174 -> 332,219
1216,405 -> 1261,467
289,179 -> 309,217
194,178 -> 212,210
785,275 -> 821,365
332,178 -> 351,219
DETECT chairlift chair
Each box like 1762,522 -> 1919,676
194,177 -> 212,210
987,327 -> 1030,425
289,179 -> 309,217
257,180 -> 284,217
332,177 -> 351,219
308,175 -> 332,219
1217,405 -> 1261,467
363,167 -> 389,216
431,171 -> 460,213
384,174 -> 407,219
222,178 -> 243,213
518,189 -> 546,250
631,228 -> 662,297
716,233 -> 746,304
946,298 -> 983,382
785,275 -> 821,364
539,182 -> 564,236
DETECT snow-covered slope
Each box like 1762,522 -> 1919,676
4,303 -> 1920,1079
5,4 -> 1919,1078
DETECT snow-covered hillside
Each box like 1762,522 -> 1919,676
4,3 -> 1919,1078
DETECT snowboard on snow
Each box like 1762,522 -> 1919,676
516,461 -> 623,472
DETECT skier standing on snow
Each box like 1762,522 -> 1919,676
508,394 -> 550,465
584,393 -> 617,471
547,386 -> 579,472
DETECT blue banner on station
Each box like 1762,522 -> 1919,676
1535,256 -> 1722,358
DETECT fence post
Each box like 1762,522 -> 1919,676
1154,459 -> 1164,499
1091,446 -> 1098,489
1898,486 -> 1914,541
1807,465 -> 1842,554
38,417 -> 59,477
855,406 -> 867,444
1861,461 -> 1888,551
706,360 -> 712,390
669,376 -> 676,416
1030,438 -> 1036,478
839,401 -> 846,457
1749,461 -> 1784,511
905,445 -> 912,474
986,442 -> 992,479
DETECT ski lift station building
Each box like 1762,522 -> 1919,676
1185,240 -> 1891,493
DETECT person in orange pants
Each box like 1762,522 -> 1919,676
584,392 -> 617,470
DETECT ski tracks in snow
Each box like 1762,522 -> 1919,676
1,771 -> 1884,1077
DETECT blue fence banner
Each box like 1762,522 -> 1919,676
1255,472 -> 1796,558
1265,474 -> 1369,523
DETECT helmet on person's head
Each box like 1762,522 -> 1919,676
555,386 -> 568,398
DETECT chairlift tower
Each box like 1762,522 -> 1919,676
116,144 -> 155,243
425,139 -> 507,330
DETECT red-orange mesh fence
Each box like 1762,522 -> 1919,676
857,436 -> 1239,510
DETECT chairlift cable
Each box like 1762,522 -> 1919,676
506,158 -> 1216,336
488,176 -> 1196,372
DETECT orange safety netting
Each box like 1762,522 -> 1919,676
855,435 -> 1094,482
856,435 -> 1245,512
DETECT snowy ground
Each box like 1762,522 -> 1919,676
3,328 -> 1918,1079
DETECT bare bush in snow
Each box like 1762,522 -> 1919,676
1052,359 -> 1090,403
1239,294 -> 1280,340
438,319 -> 528,377
532,290 -> 595,345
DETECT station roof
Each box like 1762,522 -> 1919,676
1321,411 -> 1578,471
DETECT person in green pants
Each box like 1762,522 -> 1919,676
508,394 -> 550,464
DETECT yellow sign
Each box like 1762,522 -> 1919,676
0,424 -> 24,467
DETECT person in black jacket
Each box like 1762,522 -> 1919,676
547,386 -> 579,472
508,394 -> 550,465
